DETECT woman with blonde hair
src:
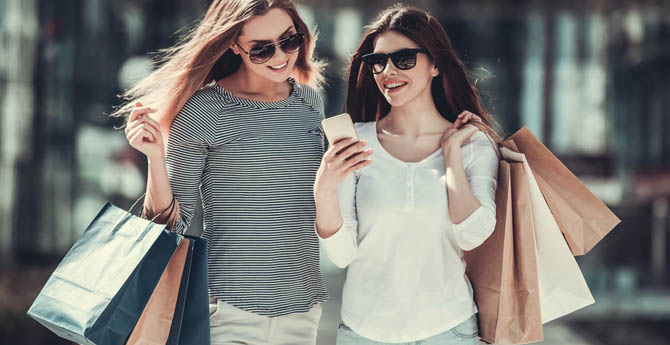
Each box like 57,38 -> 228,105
314,4 -> 499,344
114,1 -> 328,343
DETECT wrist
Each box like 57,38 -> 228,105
441,137 -> 462,149
147,154 -> 166,166
443,145 -> 462,165
442,143 -> 461,156
314,185 -> 337,201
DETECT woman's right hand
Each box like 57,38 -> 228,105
125,101 -> 165,161
314,138 -> 372,197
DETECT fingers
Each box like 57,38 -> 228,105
332,137 -> 358,152
126,113 -> 162,136
126,115 -> 163,146
137,122 -> 162,143
453,117 -> 463,129
320,138 -> 372,180
455,111 -> 482,128
324,138 -> 359,162
343,158 -> 372,175
127,123 -> 155,142
127,125 -> 155,148
342,148 -> 372,168
129,103 -> 158,122
338,140 -> 367,161
137,116 -> 162,135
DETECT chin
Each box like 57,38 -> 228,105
383,94 -> 411,108
381,84 -> 428,109
258,60 -> 297,83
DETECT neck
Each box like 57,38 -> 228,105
382,86 -> 448,137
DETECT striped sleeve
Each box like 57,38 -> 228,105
298,83 -> 325,116
165,91 -> 215,234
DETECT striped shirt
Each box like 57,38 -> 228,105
165,78 -> 329,317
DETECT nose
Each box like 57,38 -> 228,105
270,44 -> 287,63
381,57 -> 398,75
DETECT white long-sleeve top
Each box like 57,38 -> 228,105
318,121 -> 499,342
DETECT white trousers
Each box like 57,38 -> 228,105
209,299 -> 322,345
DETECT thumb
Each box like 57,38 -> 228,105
453,118 -> 464,129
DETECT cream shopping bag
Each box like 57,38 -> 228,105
501,145 -> 595,323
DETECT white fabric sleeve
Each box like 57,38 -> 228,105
315,172 -> 359,268
452,132 -> 499,251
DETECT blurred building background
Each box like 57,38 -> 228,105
1,0 -> 669,344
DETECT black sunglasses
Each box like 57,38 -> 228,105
361,48 -> 430,74
236,32 -> 304,64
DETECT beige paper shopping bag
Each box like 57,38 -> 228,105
126,237 -> 190,345
501,146 -> 595,323
464,159 -> 543,345
508,127 -> 620,255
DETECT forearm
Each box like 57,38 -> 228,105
314,187 -> 359,268
444,145 -> 481,224
144,156 -> 180,226
314,189 -> 344,239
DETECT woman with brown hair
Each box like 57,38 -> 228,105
114,1 -> 328,343
314,4 -> 499,344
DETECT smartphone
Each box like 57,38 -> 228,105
321,113 -> 359,144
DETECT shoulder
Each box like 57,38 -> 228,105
294,80 -> 325,116
171,86 -> 225,140
184,86 -> 225,110
177,86 -> 225,121
462,130 -> 499,167
465,130 -> 496,150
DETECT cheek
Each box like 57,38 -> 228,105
247,61 -> 266,73
373,75 -> 385,92
407,68 -> 433,90
287,52 -> 299,66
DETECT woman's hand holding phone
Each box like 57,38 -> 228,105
314,138 -> 372,198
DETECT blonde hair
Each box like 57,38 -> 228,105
111,0 -> 325,133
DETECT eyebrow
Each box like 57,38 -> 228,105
247,26 -> 294,44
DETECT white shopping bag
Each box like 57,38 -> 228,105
501,147 -> 595,323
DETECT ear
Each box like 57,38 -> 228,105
431,64 -> 440,77
230,43 -> 241,55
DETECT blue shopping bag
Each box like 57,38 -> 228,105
27,202 -> 181,345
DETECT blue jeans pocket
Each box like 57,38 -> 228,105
450,315 -> 479,339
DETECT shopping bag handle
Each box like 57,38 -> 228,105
129,193 -> 177,223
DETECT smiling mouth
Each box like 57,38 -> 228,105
384,81 -> 408,90
269,61 -> 288,70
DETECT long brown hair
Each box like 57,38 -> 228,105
112,0 -> 325,134
344,4 -> 500,140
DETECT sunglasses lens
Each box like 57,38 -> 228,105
249,45 -> 275,63
279,33 -> 303,53
392,50 -> 417,70
363,55 -> 388,74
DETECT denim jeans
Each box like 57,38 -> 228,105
336,314 -> 481,345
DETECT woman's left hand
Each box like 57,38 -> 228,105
440,111 -> 482,149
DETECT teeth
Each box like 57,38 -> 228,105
385,82 -> 407,89
269,62 -> 287,70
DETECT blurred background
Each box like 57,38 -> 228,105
1,0 -> 669,344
